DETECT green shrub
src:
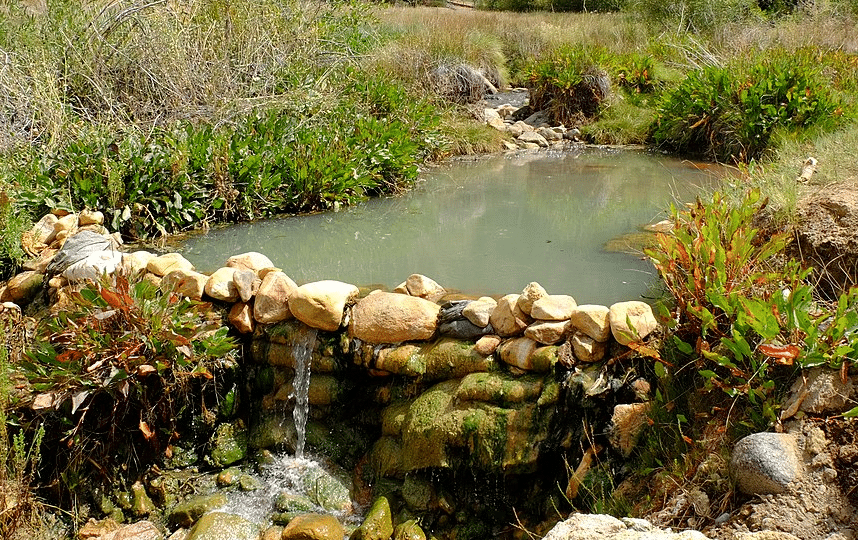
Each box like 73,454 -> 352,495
646,189 -> 858,427
22,274 -> 238,497
524,45 -> 611,126
651,53 -> 843,162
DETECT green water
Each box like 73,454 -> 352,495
179,147 -> 719,305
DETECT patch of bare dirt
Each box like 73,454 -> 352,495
706,418 -> 858,540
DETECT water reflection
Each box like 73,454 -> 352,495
179,147 -> 719,305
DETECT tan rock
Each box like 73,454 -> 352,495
52,213 -> 78,242
146,253 -> 194,277
405,274 -> 446,302
232,269 -> 259,303
524,320 -> 568,345
474,334 -> 502,356
350,291 -> 440,344
499,337 -> 538,371
105,520 -> 163,540
489,294 -> 530,337
253,271 -> 297,324
290,280 -> 359,331
23,248 -> 58,274
257,267 -> 281,280
229,302 -> 254,334
47,276 -> 67,289
27,213 -> 59,248
281,513 -> 343,540
463,297 -> 496,328
226,252 -> 274,273
78,209 -> 105,226
516,282 -> 548,316
204,267 -> 239,302
3,271 -> 43,304
484,108 -> 506,131
160,269 -> 209,299
393,282 -> 408,294
531,295 -> 577,321
610,402 -> 651,457
121,251 -> 156,276
609,301 -> 658,345
569,305 -> 611,342
570,332 -> 607,363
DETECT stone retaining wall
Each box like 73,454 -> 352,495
4,216 -> 664,535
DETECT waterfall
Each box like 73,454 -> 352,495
291,325 -> 318,459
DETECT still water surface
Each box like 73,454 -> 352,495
179,147 -> 720,305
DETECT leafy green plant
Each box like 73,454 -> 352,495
651,53 -> 844,162
22,274 -> 237,495
525,46 -> 611,126
647,189 -> 858,426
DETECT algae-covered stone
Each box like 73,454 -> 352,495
455,372 -> 544,405
186,512 -> 259,540
303,465 -> 352,513
399,380 -> 550,472
282,513 -> 343,540
394,519 -> 427,540
131,480 -> 156,516
275,492 -> 316,513
249,412 -> 297,450
402,475 -> 435,512
216,467 -> 243,487
370,437 -> 404,479
381,401 -> 413,436
375,344 -> 424,377
355,496 -> 394,540
169,493 -> 229,528
207,422 -> 248,467
375,339 -> 495,380
308,374 -> 344,406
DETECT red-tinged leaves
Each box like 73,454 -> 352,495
758,343 -> 800,365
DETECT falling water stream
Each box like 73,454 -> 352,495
291,326 -> 318,459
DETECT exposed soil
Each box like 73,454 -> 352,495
705,418 -> 858,540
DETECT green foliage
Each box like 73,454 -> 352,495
0,320 -> 46,537
652,53 -> 844,162
524,46 -> 611,126
629,0 -> 762,32
22,274 -> 238,494
647,189 -> 858,427
10,80 -> 440,240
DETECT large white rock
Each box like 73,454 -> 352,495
489,294 -> 530,337
569,305 -> 611,342
290,280 -> 359,331
531,294 -> 577,321
62,250 -> 122,282
204,267 -> 239,302
350,291 -> 440,344
226,252 -> 274,273
609,301 -> 658,345
462,297 -> 497,328
253,271 -> 297,324
543,513 -> 708,540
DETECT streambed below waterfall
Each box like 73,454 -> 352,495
179,147 -> 721,304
